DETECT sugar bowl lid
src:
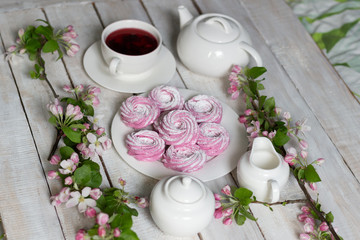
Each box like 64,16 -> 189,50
165,175 -> 205,204
196,15 -> 240,43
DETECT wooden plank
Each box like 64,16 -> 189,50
240,0 -> 360,181
0,9 -> 64,239
142,0 -> 265,239
192,0 -> 360,239
45,1 -> 198,239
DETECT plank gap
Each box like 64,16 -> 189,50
92,2 -> 105,29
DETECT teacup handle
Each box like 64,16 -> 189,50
109,57 -> 121,75
268,180 -> 280,203
238,42 -> 263,67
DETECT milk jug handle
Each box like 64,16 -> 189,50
269,180 -> 280,203
238,42 -> 263,67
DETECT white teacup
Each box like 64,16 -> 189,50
237,137 -> 289,203
101,20 -> 162,75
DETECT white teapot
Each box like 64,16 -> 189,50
177,5 -> 262,78
237,137 -> 289,203
149,175 -> 215,237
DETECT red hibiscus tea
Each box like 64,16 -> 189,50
105,28 -> 158,56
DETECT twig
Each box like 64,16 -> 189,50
253,199 -> 307,206
47,129 -> 62,160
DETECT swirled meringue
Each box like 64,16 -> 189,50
126,130 -> 165,162
163,144 -> 206,173
148,85 -> 184,112
120,96 -> 160,129
184,95 -> 223,123
154,110 -> 199,146
197,123 -> 230,157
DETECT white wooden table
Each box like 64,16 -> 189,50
1,0 -> 359,239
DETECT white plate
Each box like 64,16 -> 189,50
83,41 -> 176,93
111,88 -> 248,182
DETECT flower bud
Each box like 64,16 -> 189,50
113,228 -> 121,237
222,217 -> 233,225
47,170 -> 59,180
90,188 -> 102,200
304,223 -> 314,233
315,158 -> 325,165
319,222 -> 329,232
299,140 -> 308,150
64,176 -> 73,185
97,226 -> 106,237
221,185 -> 231,196
50,155 -> 61,165
214,207 -> 224,219
85,207 -> 97,218
96,213 -> 109,225
299,233 -> 311,240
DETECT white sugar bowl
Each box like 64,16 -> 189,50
149,175 -> 215,237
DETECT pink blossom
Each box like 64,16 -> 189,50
75,229 -> 86,240
18,28 -> 24,38
96,127 -> 105,135
84,207 -> 97,218
244,109 -> 252,116
309,182 -> 317,191
231,90 -> 240,100
66,187 -> 97,212
135,197 -> 149,208
304,217 -> 315,226
19,48 -> 26,54
274,107 -> 282,115
304,222 -> 314,233
87,86 -> 101,95
90,188 -> 102,200
214,193 -> 222,201
262,131 -> 268,136
282,111 -> 291,120
51,187 -> 70,206
98,226 -> 106,237
96,212 -> 109,225
268,131 -> 276,139
299,233 -> 311,240
47,170 -> 60,180
247,121 -> 260,138
215,200 -> 221,209
118,178 -> 126,187
59,159 -> 77,174
231,65 -> 242,74
7,45 -> 16,53
63,85 -> 72,93
319,222 -> 329,232
66,43 -> 80,57
301,206 -> 311,214
222,217 -> 233,225
64,176 -> 73,185
298,213 -> 308,222
238,115 -> 247,124
299,140 -> 308,150
65,25 -> 74,32
315,158 -> 325,165
223,208 -> 233,217
295,118 -> 311,135
113,228 -> 121,237
50,155 -> 61,165
70,152 -> 79,164
300,150 -> 308,159
221,185 -> 231,196
214,207 -> 224,219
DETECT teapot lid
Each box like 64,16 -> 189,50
165,175 -> 204,204
196,15 -> 240,43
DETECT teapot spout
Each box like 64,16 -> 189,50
178,5 -> 193,29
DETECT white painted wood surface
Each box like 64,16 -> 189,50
0,0 -> 359,239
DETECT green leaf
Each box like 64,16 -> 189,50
42,39 -> 59,53
35,25 -> 53,40
263,97 -> 275,113
326,211 -> 334,223
30,70 -> 38,79
258,95 -> 267,109
110,213 -> 133,230
235,214 -> 246,225
272,127 -> 290,147
69,123 -> 86,129
86,171 -> 102,188
118,229 -> 139,240
62,126 -> 82,143
63,136 -> 77,148
234,187 -> 253,206
48,115 -> 58,127
239,207 -> 257,221
59,146 -> 75,159
74,164 -> 92,186
242,85 -> 255,98
249,80 -> 258,96
25,38 -> 42,52
304,165 -> 321,182
297,168 -> 305,180
246,67 -> 267,79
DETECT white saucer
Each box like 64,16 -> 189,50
111,88 -> 248,182
83,41 -> 176,93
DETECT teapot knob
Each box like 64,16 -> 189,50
181,176 -> 192,188
205,17 -> 232,33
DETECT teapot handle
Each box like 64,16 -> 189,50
205,17 -> 232,33
238,42 -> 263,67
268,180 -> 280,203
